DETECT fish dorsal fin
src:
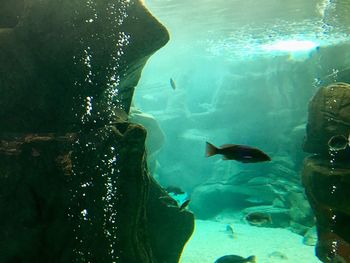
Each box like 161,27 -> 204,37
220,144 -> 236,148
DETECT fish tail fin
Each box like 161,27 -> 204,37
206,142 -> 218,157
247,255 -> 256,263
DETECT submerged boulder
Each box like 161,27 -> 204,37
0,0 -> 194,262
190,164 -> 310,231
147,177 -> 195,263
0,0 -> 169,132
302,82 -> 350,263
303,82 -> 350,156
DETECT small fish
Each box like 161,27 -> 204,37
159,195 -> 177,207
225,224 -> 236,239
170,78 -> 176,90
179,199 -> 190,211
159,195 -> 176,203
214,255 -> 256,263
165,186 -> 185,195
206,142 -> 271,163
226,224 -> 234,234
245,212 -> 272,226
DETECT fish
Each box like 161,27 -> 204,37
179,199 -> 190,211
159,195 -> 178,207
165,186 -> 185,195
214,255 -> 256,263
206,142 -> 271,163
159,195 -> 176,203
170,78 -> 176,90
225,224 -> 237,239
245,212 -> 272,226
226,224 -> 234,234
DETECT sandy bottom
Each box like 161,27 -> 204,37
180,219 -> 322,263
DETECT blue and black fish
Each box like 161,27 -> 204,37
214,255 -> 256,263
179,199 -> 190,211
206,142 -> 271,163
165,186 -> 185,195
170,78 -> 176,90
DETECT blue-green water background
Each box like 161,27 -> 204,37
133,0 -> 350,214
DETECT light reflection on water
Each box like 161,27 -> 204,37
144,0 -> 350,60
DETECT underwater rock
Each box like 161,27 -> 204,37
302,156 -> 350,262
129,107 -> 166,174
316,231 -> 350,263
117,123 -> 194,263
116,123 -> 155,262
147,177 -> 195,263
303,82 -> 350,156
0,0 -> 169,132
0,0 -> 24,28
303,156 -> 350,217
190,183 -> 249,219
302,82 -> 350,262
191,162 -> 308,221
303,226 -> 317,246
286,192 -> 315,230
289,221 -> 313,237
190,182 -> 278,219
317,43 -> 350,87
0,133 -> 77,262
268,162 -> 300,184
130,108 -> 165,156
0,123 -> 194,262
0,0 -> 196,262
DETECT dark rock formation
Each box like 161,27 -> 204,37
302,83 -> 350,263
0,0 -> 169,132
130,108 -> 166,175
303,157 -> 350,263
0,0 -> 194,262
147,177 -> 195,263
0,133 -> 76,262
117,123 -> 194,263
303,82 -> 350,156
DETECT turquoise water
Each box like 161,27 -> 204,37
133,0 -> 350,262
134,0 -> 350,188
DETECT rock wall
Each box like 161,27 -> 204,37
0,0 -> 194,262
302,82 -> 350,263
